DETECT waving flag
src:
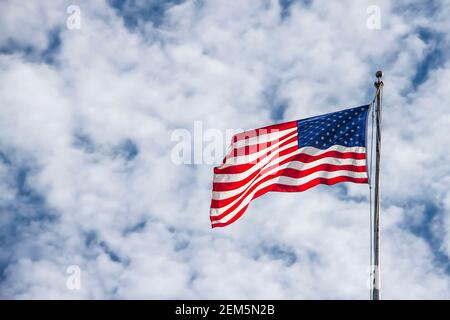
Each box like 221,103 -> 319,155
210,105 -> 370,228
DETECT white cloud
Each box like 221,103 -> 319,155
0,0 -> 450,299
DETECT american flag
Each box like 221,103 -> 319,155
210,105 -> 370,228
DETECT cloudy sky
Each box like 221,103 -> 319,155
1,0 -> 450,299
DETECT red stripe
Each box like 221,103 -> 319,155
211,164 -> 366,211
232,121 -> 297,143
211,176 -> 368,228
230,130 -> 297,158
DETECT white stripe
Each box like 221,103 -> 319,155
232,127 -> 297,149
215,145 -> 366,183
210,170 -> 367,222
299,145 -> 365,155
221,133 -> 298,166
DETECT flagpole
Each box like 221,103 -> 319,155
371,70 -> 383,300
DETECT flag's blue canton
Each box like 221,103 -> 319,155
296,105 -> 369,149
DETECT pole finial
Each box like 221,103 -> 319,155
374,70 -> 384,88
375,70 -> 383,79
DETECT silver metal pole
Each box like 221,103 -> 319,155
371,70 -> 383,300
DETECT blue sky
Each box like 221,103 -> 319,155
0,0 -> 450,299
